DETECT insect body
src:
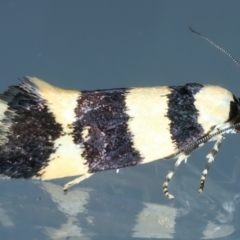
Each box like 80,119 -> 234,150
0,77 -> 239,199
1,28 -> 240,199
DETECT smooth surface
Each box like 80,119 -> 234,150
1,1 -> 240,239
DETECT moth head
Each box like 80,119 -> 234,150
229,96 -> 240,133
232,115 -> 240,132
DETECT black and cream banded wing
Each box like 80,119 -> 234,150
0,77 -> 240,199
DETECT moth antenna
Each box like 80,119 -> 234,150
189,27 -> 240,69
182,122 -> 240,154
164,123 -> 238,160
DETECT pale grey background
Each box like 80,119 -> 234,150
0,1 -> 240,239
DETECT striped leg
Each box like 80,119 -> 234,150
63,173 -> 93,191
163,153 -> 189,199
199,134 -> 224,193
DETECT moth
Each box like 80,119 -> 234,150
0,28 -> 239,199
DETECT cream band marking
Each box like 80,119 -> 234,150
26,78 -> 88,179
38,134 -> 88,179
0,100 -> 14,145
27,77 -> 80,133
194,85 -> 234,134
125,87 -> 176,163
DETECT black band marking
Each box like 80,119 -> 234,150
228,95 -> 240,127
0,85 -> 63,178
167,83 -> 204,150
73,89 -> 142,173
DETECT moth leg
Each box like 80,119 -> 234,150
163,153 -> 189,200
63,173 -> 93,192
199,134 -> 224,193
